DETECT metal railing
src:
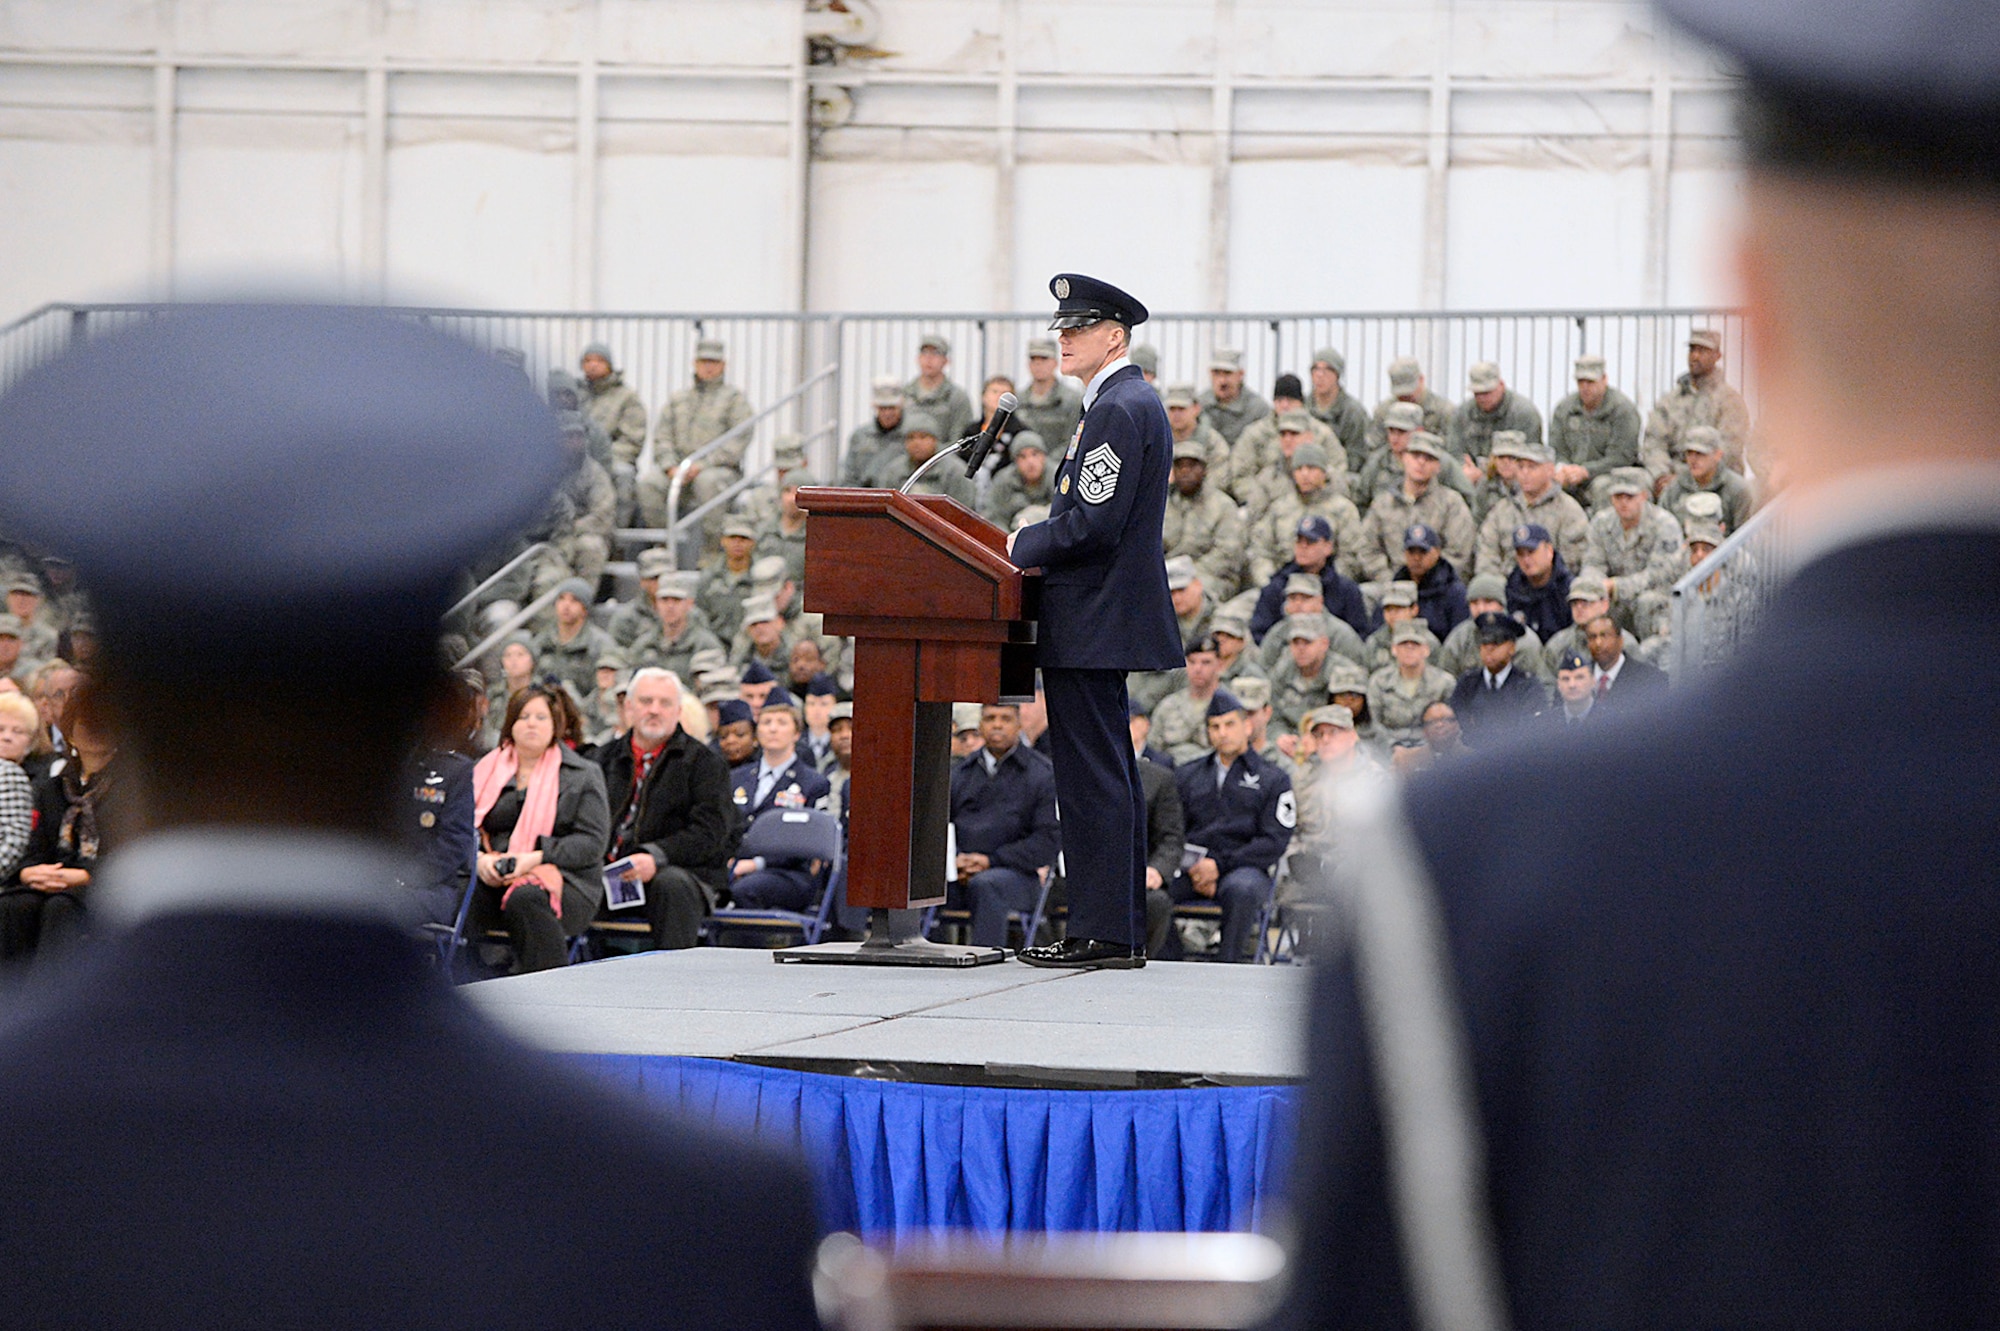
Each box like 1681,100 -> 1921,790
456,584 -> 565,671
1667,499 -> 1794,680
446,541 -> 552,621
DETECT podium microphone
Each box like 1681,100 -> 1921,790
960,392 -> 1018,479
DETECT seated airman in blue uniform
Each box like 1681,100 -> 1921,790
726,697 -> 833,912
1170,689 -> 1295,962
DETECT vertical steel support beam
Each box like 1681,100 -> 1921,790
151,55 -> 177,298
573,10 -> 600,313
992,0 -> 1020,311
1206,0 -> 1235,312
1644,75 -> 1674,307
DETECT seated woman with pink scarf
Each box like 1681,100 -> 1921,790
470,683 -> 611,972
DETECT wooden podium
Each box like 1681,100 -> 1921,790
775,487 -> 1038,966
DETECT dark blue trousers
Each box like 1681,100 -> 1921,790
1042,667 -> 1145,948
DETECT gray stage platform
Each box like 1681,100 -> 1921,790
466,950 -> 1310,1088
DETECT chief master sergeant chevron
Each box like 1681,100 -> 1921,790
1006,274 -> 1183,969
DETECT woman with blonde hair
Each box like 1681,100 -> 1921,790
0,691 -> 38,885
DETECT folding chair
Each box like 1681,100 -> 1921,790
1169,898 -> 1277,963
421,877 -> 480,982
926,867 -> 1055,951
702,807 -> 843,948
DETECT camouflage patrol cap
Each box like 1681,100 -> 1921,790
1381,580 -> 1419,608
1284,572 -> 1323,599
1382,401 -> 1425,433
918,332 -> 951,356
1290,442 -> 1330,472
721,516 -> 758,540
901,410 -> 941,439
1568,575 -> 1610,604
1285,614 -> 1329,643
1165,555 -> 1198,591
1172,437 -> 1208,461
595,651 -> 626,672
1681,490 -> 1726,520
1573,354 -> 1607,381
1164,383 -> 1198,408
1211,607 -> 1250,639
1390,620 -> 1435,647
1683,426 -> 1724,455
1607,475 -> 1648,497
688,646 -> 729,676
694,338 -> 726,361
1404,432 -> 1446,460
2,574 -> 38,596
1516,438 -> 1556,464
1026,337 -> 1058,359
656,571 -> 700,600
1686,520 -> 1726,548
781,468 -> 820,489
1466,573 -> 1508,603
636,547 -> 675,579
1467,361 -> 1502,393
1209,348 -> 1245,372
1230,676 -> 1272,710
772,434 -> 807,468
1490,430 -> 1536,461
1387,357 -> 1423,393
872,375 -> 905,406
700,679 -> 740,705
1325,656 -> 1370,694
1276,409 -> 1313,435
953,701 -> 983,733
741,595 -> 782,626
1311,347 -> 1346,376
1130,345 -> 1160,375
0,614 -> 21,638
829,701 -> 854,723
749,555 -> 789,589
1012,430 -> 1048,456
1687,329 -> 1721,352
1303,704 -> 1355,734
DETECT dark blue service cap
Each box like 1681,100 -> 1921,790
716,699 -> 754,727
1206,689 -> 1246,719
740,661 -> 777,685
1556,649 -> 1591,673
764,687 -> 797,713
0,304 -> 565,681
805,672 -> 839,697
1047,274 -> 1149,331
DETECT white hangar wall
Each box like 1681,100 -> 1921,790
0,0 -> 1741,326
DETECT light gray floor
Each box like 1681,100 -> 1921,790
466,949 -> 1310,1083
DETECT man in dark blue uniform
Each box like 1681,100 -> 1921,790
1278,1 -> 2000,1324
946,703 -> 1061,949
0,307 -> 820,1330
1446,610 -> 1544,741
726,698 -> 833,911
1008,274 -> 1184,968
1170,690 -> 1295,963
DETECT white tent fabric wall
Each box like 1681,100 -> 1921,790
0,0 -> 1741,325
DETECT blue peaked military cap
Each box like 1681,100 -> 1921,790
1556,649 -> 1590,673
1047,274 -> 1149,331
0,304 -> 566,682
805,673 -> 839,697
1474,611 -> 1526,643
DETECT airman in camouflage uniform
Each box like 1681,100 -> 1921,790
1268,616 -> 1343,738
755,470 -> 812,594
904,332 -> 977,447
1150,631 -> 1230,765
1198,348 -> 1271,445
1163,438 -> 1249,599
1013,338 -> 1083,447
1659,426 -> 1756,532
1548,354 -> 1643,507
1366,621 -> 1457,743
1255,575 -> 1372,674
868,410 -> 977,508
1357,433 -> 1477,583
1213,606 -> 1270,688
1447,361 -> 1545,462
644,338 -> 755,542
626,570 -> 727,681
1231,390 -> 1344,514
529,423 -> 616,598
1354,400 -> 1477,506
1580,472 -> 1686,633
736,435 -> 809,531
577,342 -> 649,521
1359,581 -> 1424,672
1163,384 -> 1235,494
1475,434 -> 1590,578
609,547 -> 676,648
1436,573 -> 1548,680
1367,357 -> 1453,448
1539,575 -> 1636,672
844,377 -> 908,486
984,431 -> 1057,531
1642,328 -> 1753,481
697,517 -> 764,646
1306,348 -> 1372,461
533,577 -> 616,700
1248,442 -> 1368,587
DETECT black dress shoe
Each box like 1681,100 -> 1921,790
1018,938 -> 1146,969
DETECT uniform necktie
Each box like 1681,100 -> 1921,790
756,765 -> 779,808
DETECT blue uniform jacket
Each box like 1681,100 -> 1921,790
949,743 -> 1060,874
402,748 -> 474,927
1250,561 -> 1376,644
1448,663 -> 1545,741
1009,363 -> 1183,671
1174,747 -> 1295,878
730,756 -> 833,867
1280,529 -> 2000,1328
1412,558 -> 1471,643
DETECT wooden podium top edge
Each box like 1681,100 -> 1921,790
797,486 -> 1020,581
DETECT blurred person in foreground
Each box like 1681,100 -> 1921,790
1277,2 -> 2000,1324
0,306 -> 818,1329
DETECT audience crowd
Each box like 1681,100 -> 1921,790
0,328 -> 1754,968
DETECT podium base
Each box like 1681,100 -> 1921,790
773,908 -> 1009,968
